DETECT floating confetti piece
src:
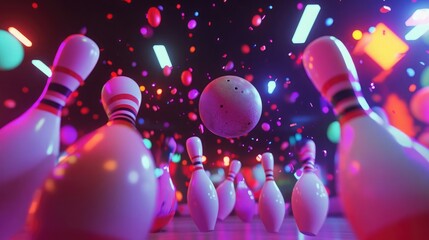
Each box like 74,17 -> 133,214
187,19 -> 197,29
379,5 -> 391,13
147,7 -> 161,28
251,14 -> 262,27
181,70 -> 192,86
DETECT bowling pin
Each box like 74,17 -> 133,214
216,159 -> 241,220
151,136 -> 178,232
30,76 -> 157,240
291,139 -> 329,236
302,36 -> 429,240
258,152 -> 285,233
0,34 -> 99,240
234,172 -> 256,222
186,136 -> 219,232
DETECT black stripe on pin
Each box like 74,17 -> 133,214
331,89 -> 356,106
228,174 -> 234,178
41,99 -> 62,110
112,116 -> 135,124
48,82 -> 72,97
193,161 -> 202,165
111,107 -> 136,117
339,105 -> 363,118
265,173 -> 273,177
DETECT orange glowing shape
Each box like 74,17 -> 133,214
364,23 -> 409,70
383,94 -> 416,137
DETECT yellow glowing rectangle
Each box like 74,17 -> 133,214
363,23 -> 409,70
8,27 -> 32,47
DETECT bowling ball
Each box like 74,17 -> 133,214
0,30 -> 24,71
199,75 -> 262,138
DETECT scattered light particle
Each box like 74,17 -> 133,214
189,45 -> 196,53
188,19 -> 197,30
3,99 -> 16,109
406,67 -> 415,77
325,17 -> 334,27
252,14 -> 262,27
267,80 -> 276,94
352,30 -> 363,40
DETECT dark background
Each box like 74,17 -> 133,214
1,0 -> 428,203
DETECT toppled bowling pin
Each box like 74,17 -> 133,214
291,139 -> 329,236
186,136 -> 219,231
234,172 -> 256,222
151,136 -> 178,232
216,159 -> 241,220
302,36 -> 429,240
30,76 -> 157,240
0,34 -> 99,240
258,152 -> 285,233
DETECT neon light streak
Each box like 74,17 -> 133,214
153,45 -> 172,68
32,60 -> 52,77
292,4 -> 321,44
405,24 -> 429,41
8,27 -> 32,47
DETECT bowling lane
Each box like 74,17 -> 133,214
148,216 -> 357,240
13,215 -> 356,239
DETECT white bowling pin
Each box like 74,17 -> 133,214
0,34 -> 99,240
186,136 -> 219,232
302,36 -> 429,240
291,139 -> 329,236
151,136 -> 178,232
234,172 -> 256,222
30,76 -> 157,240
258,152 -> 285,233
216,159 -> 242,220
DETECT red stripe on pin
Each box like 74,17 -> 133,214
53,65 -> 85,85
339,109 -> 367,125
321,73 -> 349,97
107,94 -> 140,107
192,166 -> 203,172
37,103 -> 61,116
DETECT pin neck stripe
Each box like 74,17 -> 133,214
302,158 -> 315,170
37,99 -> 62,115
192,161 -> 202,165
41,99 -> 62,110
339,107 -> 367,125
53,66 -> 84,85
48,82 -> 72,97
192,166 -> 203,171
110,106 -> 137,116
321,73 -> 349,97
107,94 -> 140,106
191,155 -> 202,160
109,118 -> 135,128
110,115 -> 135,125
339,104 -> 363,117
331,89 -> 356,106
